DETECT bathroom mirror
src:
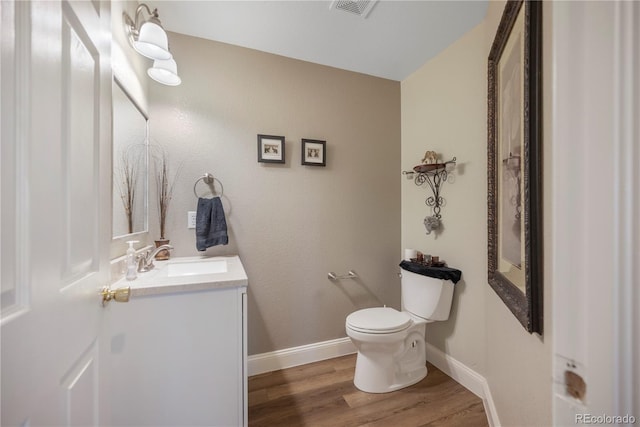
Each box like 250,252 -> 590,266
112,77 -> 148,239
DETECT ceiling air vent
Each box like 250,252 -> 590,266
330,0 -> 379,18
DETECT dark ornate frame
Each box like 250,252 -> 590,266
487,0 -> 543,334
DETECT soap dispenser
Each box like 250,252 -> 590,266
125,240 -> 139,281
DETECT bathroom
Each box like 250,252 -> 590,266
2,0 -> 638,426
135,2 -> 543,423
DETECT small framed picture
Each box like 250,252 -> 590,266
301,139 -> 326,167
257,134 -> 285,163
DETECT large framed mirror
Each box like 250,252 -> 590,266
112,77 -> 148,240
487,0 -> 543,334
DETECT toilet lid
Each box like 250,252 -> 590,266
346,307 -> 411,334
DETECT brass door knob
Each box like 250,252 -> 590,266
101,286 -> 131,306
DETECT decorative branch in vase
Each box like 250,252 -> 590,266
115,146 -> 142,234
153,147 -> 180,260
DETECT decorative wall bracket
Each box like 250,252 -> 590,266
402,157 -> 457,222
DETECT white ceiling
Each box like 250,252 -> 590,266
149,0 -> 488,81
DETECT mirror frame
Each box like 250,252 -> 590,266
111,76 -> 149,242
487,0 -> 543,334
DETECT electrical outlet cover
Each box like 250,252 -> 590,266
188,211 -> 197,229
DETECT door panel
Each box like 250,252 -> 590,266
0,0 -> 30,322
61,0 -> 100,283
1,0 -> 111,425
61,340 -> 99,427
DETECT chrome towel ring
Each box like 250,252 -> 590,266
193,173 -> 224,198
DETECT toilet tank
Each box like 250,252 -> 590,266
401,268 -> 454,321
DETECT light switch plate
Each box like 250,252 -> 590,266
187,211 -> 196,229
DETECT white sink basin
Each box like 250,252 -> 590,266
167,258 -> 228,277
118,255 -> 247,297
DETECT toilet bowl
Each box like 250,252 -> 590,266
346,307 -> 429,393
345,267 -> 454,393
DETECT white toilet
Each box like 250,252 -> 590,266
345,266 -> 455,393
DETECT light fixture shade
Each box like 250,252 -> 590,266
147,59 -> 181,86
133,21 -> 172,60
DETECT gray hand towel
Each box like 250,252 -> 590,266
196,197 -> 228,251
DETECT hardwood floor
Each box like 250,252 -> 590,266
248,354 -> 488,427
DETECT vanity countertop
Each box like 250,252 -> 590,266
115,255 -> 248,297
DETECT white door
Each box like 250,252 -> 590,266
1,0 -> 112,425
551,1 -> 640,423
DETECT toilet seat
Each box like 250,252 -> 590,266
346,307 -> 412,334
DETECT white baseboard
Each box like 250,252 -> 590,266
247,337 -> 356,377
425,342 -> 500,427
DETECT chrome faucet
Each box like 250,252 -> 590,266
137,245 -> 174,272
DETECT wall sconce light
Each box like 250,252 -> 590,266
124,4 -> 181,86
148,58 -> 182,86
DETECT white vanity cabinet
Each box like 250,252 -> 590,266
108,256 -> 248,427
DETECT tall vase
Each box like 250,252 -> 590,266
154,239 -> 171,260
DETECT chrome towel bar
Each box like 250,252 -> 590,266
328,270 -> 357,280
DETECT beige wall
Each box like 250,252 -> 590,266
401,23 -> 487,374
149,33 -> 401,355
401,2 -> 553,425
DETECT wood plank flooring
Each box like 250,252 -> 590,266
248,354 -> 488,427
